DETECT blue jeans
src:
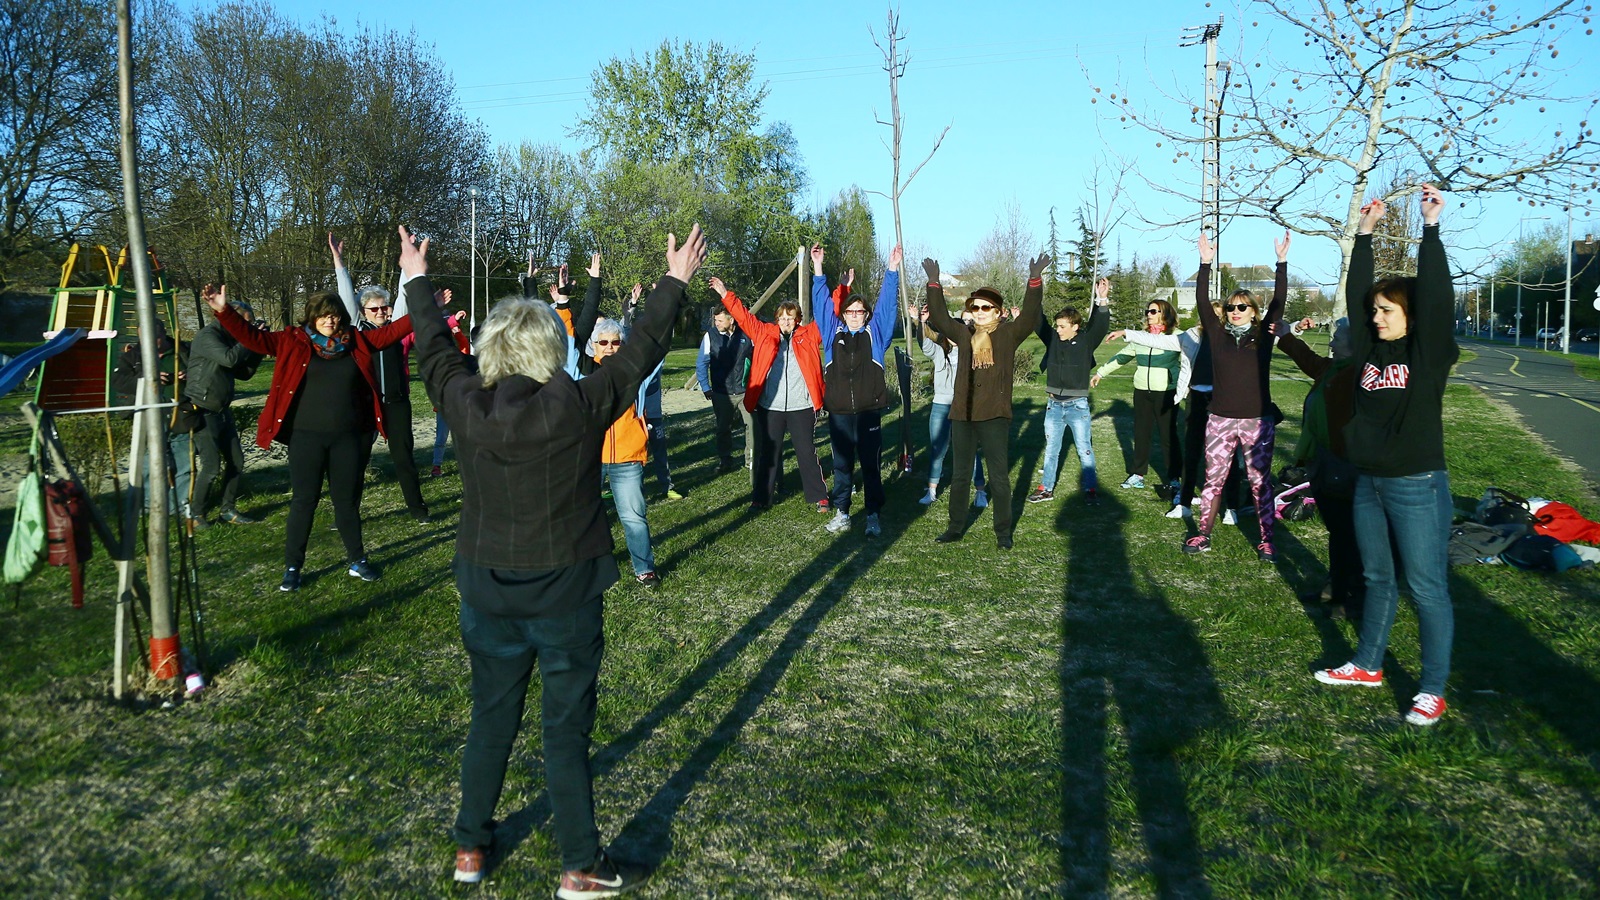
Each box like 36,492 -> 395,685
453,596 -> 604,870
1040,396 -> 1096,491
927,402 -> 985,488
602,462 -> 654,575
1351,470 -> 1455,696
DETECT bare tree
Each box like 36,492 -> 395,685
868,7 -> 950,358
958,199 -> 1036,306
1092,0 -> 1600,315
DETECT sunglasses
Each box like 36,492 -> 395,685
969,303 -> 997,312
1225,303 -> 1253,312
1145,309 -> 1161,315
364,305 -> 392,312
594,339 -> 622,347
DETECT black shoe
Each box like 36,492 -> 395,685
218,509 -> 258,525
935,530 -> 963,544
186,516 -> 210,534
347,559 -> 380,582
279,567 -> 301,592
636,572 -> 661,588
997,534 -> 1013,550
410,507 -> 430,523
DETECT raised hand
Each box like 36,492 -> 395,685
1297,316 -> 1314,332
327,232 -> 344,265
1028,253 -> 1053,280
1009,306 -> 1021,320
201,283 -> 228,314
1358,199 -> 1386,235
1275,228 -> 1292,262
434,287 -> 454,309
586,252 -> 601,279
922,257 -> 941,283
708,275 -> 727,297
666,224 -> 709,284
810,243 -> 824,276
1419,183 -> 1444,226
1199,232 -> 1215,264
919,305 -> 930,322
844,268 -> 855,287
629,283 -> 643,307
526,250 -> 537,278
1094,277 -> 1111,301
397,224 -> 429,278
888,244 -> 902,272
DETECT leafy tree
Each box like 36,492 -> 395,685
957,200 -> 1035,308
815,186 -> 880,292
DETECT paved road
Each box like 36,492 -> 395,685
1455,339 -> 1600,489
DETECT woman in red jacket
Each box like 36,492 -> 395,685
710,275 -> 828,512
205,285 -> 411,592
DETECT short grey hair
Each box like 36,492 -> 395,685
477,296 -> 568,387
1330,316 -> 1352,360
586,317 -> 624,358
358,285 -> 391,307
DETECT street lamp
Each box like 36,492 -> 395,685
1516,214 -> 1551,348
469,188 -> 479,335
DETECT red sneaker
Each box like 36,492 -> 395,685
1314,662 -> 1383,687
454,846 -> 486,884
1405,692 -> 1448,726
557,850 -> 647,898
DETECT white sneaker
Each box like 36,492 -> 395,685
823,510 -> 851,534
1222,509 -> 1237,525
865,513 -> 882,536
1165,504 -> 1190,519
919,487 -> 936,505
1120,474 -> 1146,489
974,490 -> 988,509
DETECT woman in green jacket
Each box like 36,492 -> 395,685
1092,299 -> 1182,492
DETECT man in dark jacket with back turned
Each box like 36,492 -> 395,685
182,302 -> 262,530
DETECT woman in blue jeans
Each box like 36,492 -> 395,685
911,303 -> 984,506
1315,184 -> 1458,727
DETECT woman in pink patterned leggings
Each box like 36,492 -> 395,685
1183,230 -> 1290,562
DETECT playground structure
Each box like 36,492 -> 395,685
37,243 -> 179,412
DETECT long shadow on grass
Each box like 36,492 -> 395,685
495,476 -> 934,871
1057,489 -> 1230,897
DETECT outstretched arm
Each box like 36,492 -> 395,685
1411,184 -> 1458,365
1347,198 -> 1383,362
868,245 -> 903,347
329,233 -> 359,321
1194,233 -> 1221,336
921,258 -> 964,343
809,244 -> 838,337
1262,229 -> 1290,331
206,284 -> 277,357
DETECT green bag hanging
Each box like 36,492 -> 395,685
4,424 -> 46,584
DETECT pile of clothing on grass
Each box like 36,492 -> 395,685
1448,488 -> 1599,572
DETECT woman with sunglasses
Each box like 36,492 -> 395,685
921,253 -> 1050,549
205,284 -> 412,591
586,318 -> 663,587
1092,299 -> 1182,494
1184,229 -> 1290,561
1315,185 -> 1458,727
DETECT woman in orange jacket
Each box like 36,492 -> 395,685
588,317 -> 661,587
709,275 -> 829,512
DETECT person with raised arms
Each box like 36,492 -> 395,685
1314,185 -> 1459,728
920,252 -> 1050,549
406,222 -> 706,893
1027,277 -> 1111,506
811,243 -> 901,538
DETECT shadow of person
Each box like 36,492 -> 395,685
1105,397 -> 1136,478
1056,489 -> 1230,897
494,490 -> 938,871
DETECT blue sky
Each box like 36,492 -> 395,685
230,0 -> 1597,294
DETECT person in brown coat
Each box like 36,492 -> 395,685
921,253 -> 1050,549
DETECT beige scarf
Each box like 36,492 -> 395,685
970,321 -> 1000,369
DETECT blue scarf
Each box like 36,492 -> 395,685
305,326 -> 350,359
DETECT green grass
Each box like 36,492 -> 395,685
0,338 -> 1597,897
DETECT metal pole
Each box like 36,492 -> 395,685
469,190 -> 478,333
797,246 -> 807,322
117,0 -> 176,685
1563,209 -> 1573,354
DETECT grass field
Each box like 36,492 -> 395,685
1,334 -> 1597,897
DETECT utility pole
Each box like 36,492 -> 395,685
1182,16 -> 1224,305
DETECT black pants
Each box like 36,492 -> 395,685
1181,391 -> 1241,509
453,594 -> 604,871
378,398 -> 427,514
193,408 -> 245,517
1315,486 -> 1365,615
1129,388 -> 1180,482
285,429 -> 368,568
827,409 -> 884,515
950,417 -> 1013,538
645,417 -> 674,493
754,407 -> 827,506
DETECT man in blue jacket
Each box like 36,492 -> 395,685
697,305 -> 752,473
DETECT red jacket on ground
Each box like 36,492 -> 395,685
719,289 -> 824,413
216,304 -> 412,449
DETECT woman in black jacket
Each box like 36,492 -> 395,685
1314,185 -> 1458,728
